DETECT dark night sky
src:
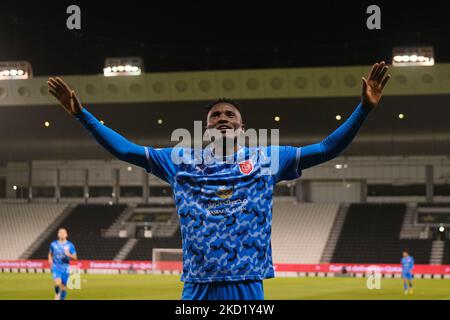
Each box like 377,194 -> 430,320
1,1 -> 450,75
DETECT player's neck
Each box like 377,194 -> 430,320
210,138 -> 240,160
220,141 -> 239,159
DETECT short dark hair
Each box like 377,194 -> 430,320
205,98 -> 241,115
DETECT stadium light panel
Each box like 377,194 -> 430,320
103,57 -> 143,77
0,61 -> 33,80
392,47 -> 434,66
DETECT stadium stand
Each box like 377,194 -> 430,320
331,203 -> 433,264
30,204 -> 128,260
0,203 -> 68,259
126,201 -> 340,263
418,202 -> 450,207
399,203 -> 425,239
1,201 -> 441,265
125,229 -> 182,260
270,201 -> 340,264
443,241 -> 450,264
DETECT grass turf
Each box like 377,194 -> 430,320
0,273 -> 449,300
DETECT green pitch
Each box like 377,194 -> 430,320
0,273 -> 449,300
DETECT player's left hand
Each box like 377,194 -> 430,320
361,61 -> 391,110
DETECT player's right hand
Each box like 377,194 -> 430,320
47,77 -> 83,116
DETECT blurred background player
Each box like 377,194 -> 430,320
48,228 -> 77,300
401,250 -> 415,295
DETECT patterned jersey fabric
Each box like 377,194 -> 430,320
49,240 -> 77,272
144,145 -> 301,282
401,256 -> 415,273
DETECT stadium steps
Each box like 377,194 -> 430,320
0,203 -> 69,259
429,241 -> 445,265
444,241 -> 450,264
151,212 -> 179,237
399,203 -> 425,239
272,202 -> 340,264
103,205 -> 136,237
20,204 -> 75,259
320,203 -> 350,263
114,238 -> 139,261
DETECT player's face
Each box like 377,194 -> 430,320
403,251 -> 408,257
206,103 -> 244,139
58,229 -> 68,240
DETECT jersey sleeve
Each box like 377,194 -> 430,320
69,243 -> 77,255
49,242 -> 54,255
144,147 -> 178,184
75,107 -> 150,171
269,146 -> 302,182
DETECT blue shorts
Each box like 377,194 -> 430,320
402,272 -> 413,280
181,280 -> 264,300
52,268 -> 70,286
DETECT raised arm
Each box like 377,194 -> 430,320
47,77 -> 148,170
300,61 -> 391,170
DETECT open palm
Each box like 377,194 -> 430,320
361,61 -> 391,110
47,77 -> 83,115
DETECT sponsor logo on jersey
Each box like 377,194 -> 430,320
206,198 -> 248,216
216,186 -> 233,199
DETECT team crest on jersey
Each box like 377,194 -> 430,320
238,160 -> 253,175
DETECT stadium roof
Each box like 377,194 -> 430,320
1,1 -> 450,75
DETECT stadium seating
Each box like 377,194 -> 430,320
0,203 -> 68,259
331,203 -> 433,264
1,201 -> 439,265
418,202 -> 450,207
443,241 -> 450,264
30,204 -> 128,260
270,201 -> 340,264
126,201 -> 339,263
125,229 -> 182,260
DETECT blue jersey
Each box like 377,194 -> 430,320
401,256 -> 414,273
50,240 -> 77,272
74,102 -> 369,283
145,145 -> 301,282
